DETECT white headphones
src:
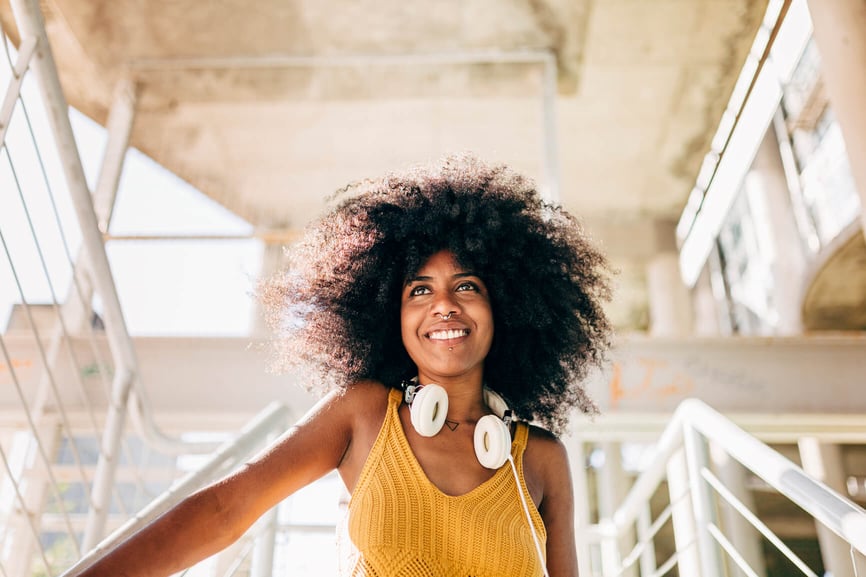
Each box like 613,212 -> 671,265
402,380 -> 513,469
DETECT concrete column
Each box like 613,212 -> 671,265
746,129 -> 807,334
709,443 -> 767,577
251,242 -> 289,338
647,253 -> 693,337
597,442 -> 637,577
807,0 -> 866,237
798,437 -> 855,577
692,268 -> 722,336
569,440 -> 593,577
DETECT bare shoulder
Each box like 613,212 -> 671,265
525,424 -> 569,465
333,380 -> 393,491
296,379 -> 390,427
522,424 -> 572,505
338,379 -> 392,412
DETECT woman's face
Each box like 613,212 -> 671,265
400,250 -> 494,385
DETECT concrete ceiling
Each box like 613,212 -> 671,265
1,0 -> 770,329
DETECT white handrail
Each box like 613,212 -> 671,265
680,398 -> 866,556
593,397 -> 866,577
61,401 -> 292,577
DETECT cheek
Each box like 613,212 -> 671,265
399,307 -> 418,345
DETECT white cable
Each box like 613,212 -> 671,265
507,455 -> 550,577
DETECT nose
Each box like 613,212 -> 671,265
431,292 -> 460,319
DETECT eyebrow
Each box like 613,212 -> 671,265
405,272 -> 479,285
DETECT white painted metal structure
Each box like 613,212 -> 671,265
576,399 -> 866,577
2,0 -> 866,576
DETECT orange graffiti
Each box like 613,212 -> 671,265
0,358 -> 34,372
608,357 -> 695,408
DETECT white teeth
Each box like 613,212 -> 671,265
428,329 -> 469,340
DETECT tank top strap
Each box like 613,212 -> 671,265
511,421 -> 530,458
387,387 -> 403,413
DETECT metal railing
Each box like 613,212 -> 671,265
1,1 -> 292,575
581,398 -> 866,577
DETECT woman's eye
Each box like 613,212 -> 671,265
409,285 -> 431,296
456,282 -> 478,292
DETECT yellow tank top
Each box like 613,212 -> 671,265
342,388 -> 546,577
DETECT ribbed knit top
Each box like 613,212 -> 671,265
342,388 -> 546,577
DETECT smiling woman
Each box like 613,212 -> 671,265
77,154 -> 612,577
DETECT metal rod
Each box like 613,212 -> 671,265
707,523 -> 761,577
82,367 -> 133,551
702,466 -> 819,577
0,35 -> 36,145
92,79 -> 137,232
128,49 -> 556,71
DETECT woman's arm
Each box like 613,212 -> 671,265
76,386 -> 360,577
531,433 -> 580,577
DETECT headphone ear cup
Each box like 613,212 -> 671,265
409,384 -> 449,437
474,414 -> 511,469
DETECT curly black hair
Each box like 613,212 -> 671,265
261,154 -> 612,434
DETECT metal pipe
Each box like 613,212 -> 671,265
0,35 -> 36,145
128,49 -> 556,70
637,505 -> 658,575
93,79 -> 137,232
683,424 -> 723,577
610,410 -> 685,531
541,52 -> 560,203
81,367 -> 133,551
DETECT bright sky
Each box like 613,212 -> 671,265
1,61 -> 263,336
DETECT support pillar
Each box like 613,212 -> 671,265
798,437 -> 855,577
570,439 -> 593,577
692,268 -> 722,336
647,253 -> 693,337
807,0 -> 866,237
597,442 -> 636,577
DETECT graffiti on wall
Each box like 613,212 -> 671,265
608,357 -> 696,409
0,358 -> 33,372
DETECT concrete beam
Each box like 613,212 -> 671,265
2,334 -> 866,420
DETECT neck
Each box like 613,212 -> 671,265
415,371 -> 488,422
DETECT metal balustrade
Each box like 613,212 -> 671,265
579,399 -> 866,577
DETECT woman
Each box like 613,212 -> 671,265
79,155 -> 611,577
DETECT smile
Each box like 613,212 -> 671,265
427,329 -> 470,340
